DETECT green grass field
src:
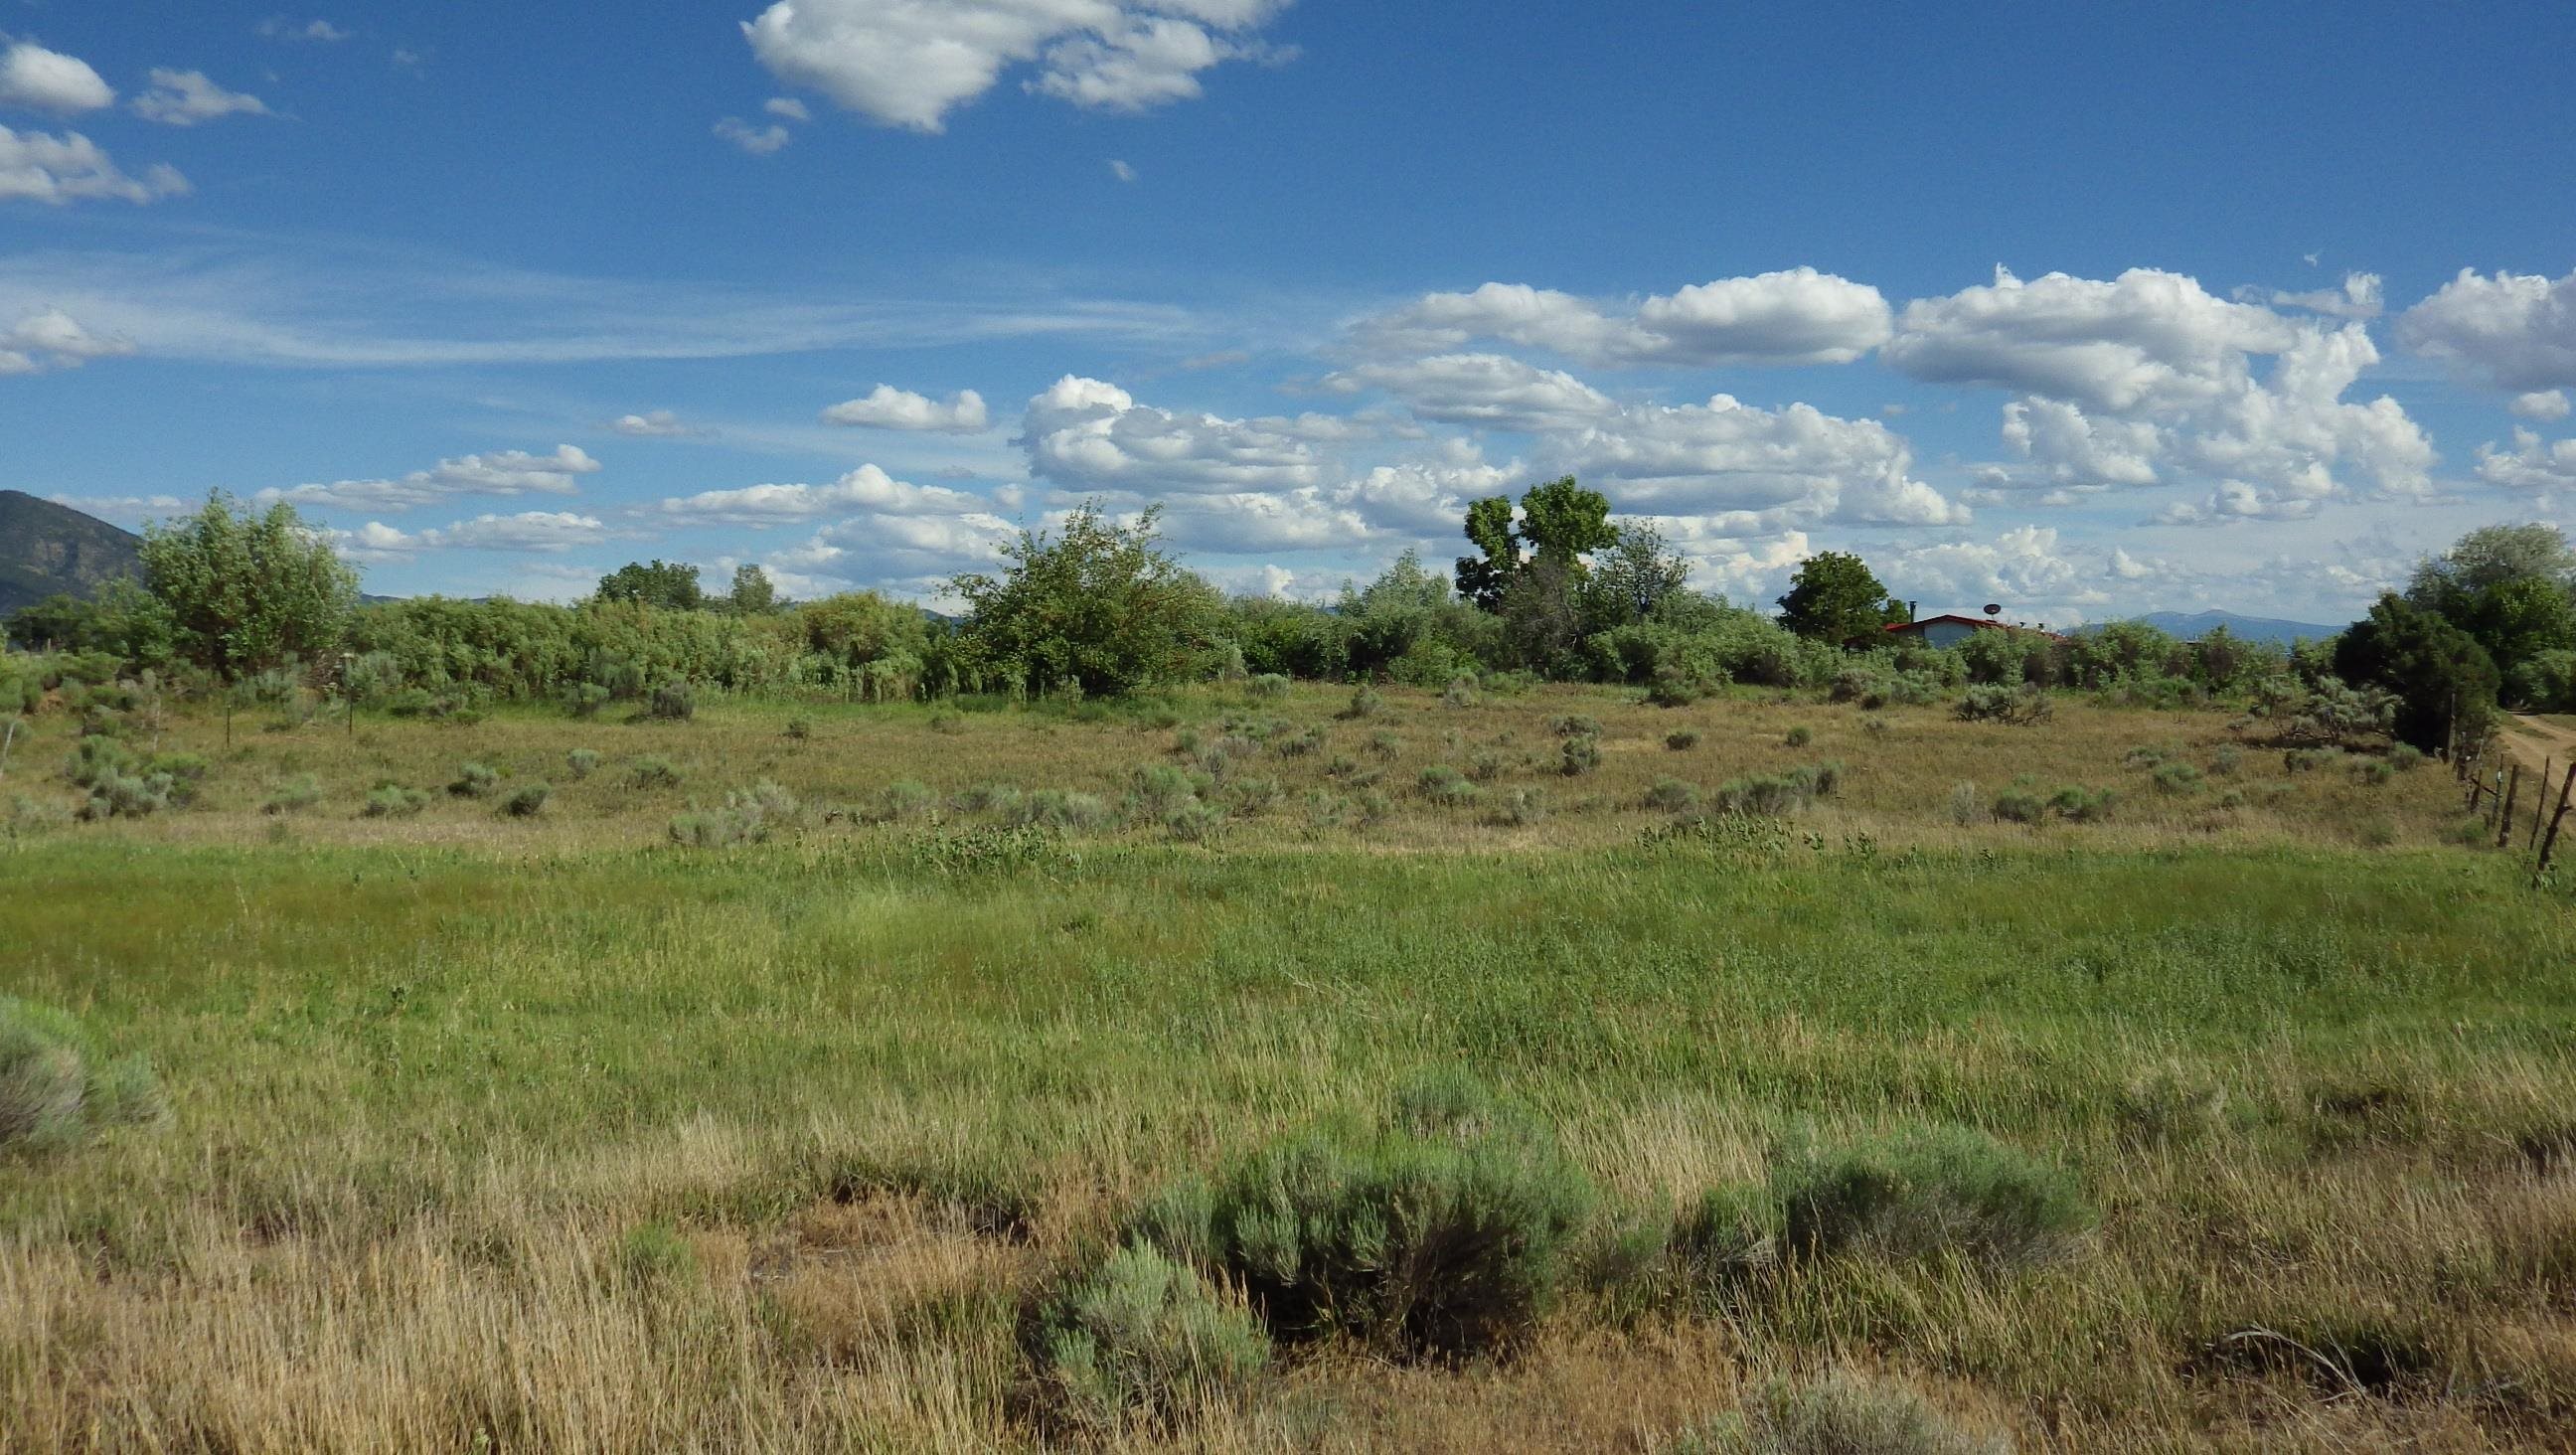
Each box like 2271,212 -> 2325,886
5,685 -> 2573,1451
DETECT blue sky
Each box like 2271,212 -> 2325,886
5,1 -> 2575,625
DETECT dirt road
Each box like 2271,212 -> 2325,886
2499,714 -> 2576,775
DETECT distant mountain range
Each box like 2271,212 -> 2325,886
2107,609 -> 2340,644
0,490 -> 142,617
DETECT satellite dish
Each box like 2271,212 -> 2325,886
1982,603 -> 2002,617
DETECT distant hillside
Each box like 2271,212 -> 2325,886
2115,609 -> 2340,645
0,491 -> 142,617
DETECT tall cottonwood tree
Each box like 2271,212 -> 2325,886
140,493 -> 358,686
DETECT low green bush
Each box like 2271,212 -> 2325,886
1340,686 -> 1384,721
500,782 -> 551,818
448,761 -> 500,799
1036,1241 -> 1269,1434
1246,673 -> 1291,701
646,680 -> 696,721
565,748 -> 600,780
1418,765 -> 1479,807
1675,1372 -> 2007,1455
1,996 -> 162,1154
628,756 -> 683,789
1784,726 -> 1813,747
1667,728 -> 1700,751
362,783 -> 427,818
1990,790 -> 2044,824
1016,789 -> 1112,832
1772,1125 -> 2091,1268
1559,734 -> 1603,776
1644,777 -> 1701,813
262,773 -> 324,815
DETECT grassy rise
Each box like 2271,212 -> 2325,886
2,689 -> 2570,1449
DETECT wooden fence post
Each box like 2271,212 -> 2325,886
2535,759 -> 2554,853
2498,766 -> 2523,848
2539,768 -> 2576,876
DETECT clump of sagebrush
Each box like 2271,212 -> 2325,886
1644,776 -> 1701,813
566,681 -> 611,720
781,716 -> 811,742
669,781 -> 799,848
1127,763 -> 1206,821
500,782 -> 551,818
1301,789 -> 1352,831
1707,763 -> 1840,817
2117,1063 -> 2231,1147
1860,716 -> 1890,738
2151,761 -> 2203,795
1990,789 -> 2044,825
1673,1371 -> 2007,1455
1163,798 -> 1226,843
646,680 -> 696,722
262,773 -> 323,816
954,782 -> 1025,816
1273,725 -> 1325,758
1221,777 -> 1281,816
1033,1241 -> 1270,1436
1550,714 -> 1601,738
1340,686 -> 1385,721
1784,726 -> 1813,748
1368,729 -> 1404,760
1015,789 -> 1112,833
1946,782 -> 1982,827
2388,743 -> 2424,771
78,767 -> 172,821
1132,1071 -> 1593,1361
628,756 -> 684,789
2209,744 -> 2242,776
362,782 -> 427,818
1667,728 -> 1700,751
2046,785 -> 2114,823
2283,746 -> 2340,773
1418,764 -> 1479,807
1954,684 -> 2053,726
1440,674 -> 1480,710
2352,757 -> 2396,787
1491,785 -> 1547,828
1769,1125 -> 2092,1269
447,761 -> 499,799
862,779 -> 936,824
564,748 -> 600,780
1246,673 -> 1291,702
1467,748 -> 1507,782
1559,733 -> 1603,776
1,996 -> 163,1155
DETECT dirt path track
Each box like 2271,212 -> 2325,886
2500,714 -> 2576,775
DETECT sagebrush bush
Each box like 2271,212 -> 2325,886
1418,765 -> 1479,807
954,782 -> 1024,816
566,682 -> 611,720
1440,675 -> 1480,709
1990,790 -> 2044,825
1675,1371 -> 2007,1455
1246,672 -> 1291,701
1550,714 -> 1601,738
1559,734 -> 1602,776
77,769 -> 170,821
564,748 -> 600,780
2353,758 -> 2396,786
1016,789 -> 1112,832
1491,785 -> 1547,827
1667,728 -> 1700,751
361,783 -> 427,818
448,761 -> 499,799
2046,785 -> 2114,823
1,996 -> 162,1154
500,782 -> 551,818
646,680 -> 696,721
2388,743 -> 2425,771
867,780 -> 936,823
2150,761 -> 2203,795
1644,776 -> 1701,813
1708,763 -> 1840,818
1341,686 -> 1384,721
1946,782 -> 1982,827
1036,1241 -> 1269,1433
1136,1075 -> 1593,1360
1222,776 -> 1281,816
629,756 -> 683,789
1773,1125 -> 2091,1268
1784,726 -> 1813,747
263,773 -> 323,815
1955,684 -> 2052,726
1163,799 -> 1226,843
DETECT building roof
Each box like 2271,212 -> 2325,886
1878,615 -> 2066,641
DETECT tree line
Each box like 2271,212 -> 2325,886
5,487 -> 2566,754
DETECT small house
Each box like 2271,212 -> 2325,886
1872,613 -> 2064,650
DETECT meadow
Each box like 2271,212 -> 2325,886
5,681 -> 2574,1452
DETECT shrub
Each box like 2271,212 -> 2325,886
954,782 -> 1025,816
2117,1064 -> 2231,1147
500,782 -> 551,818
567,682 -> 611,720
1222,776 -> 1281,816
1990,790 -> 2044,825
1709,763 -> 1840,818
1860,716 -> 1890,738
1163,799 -> 1226,843
1037,1242 -> 1269,1433
1491,785 -> 1547,827
262,773 -> 323,815
1418,765 -> 1479,807
1676,1372 -> 2006,1455
1559,734 -> 1602,776
2388,743 -> 2425,772
1644,777 -> 1701,813
1773,1126 -> 2091,1268
563,748 -> 600,780
2046,786 -> 2114,823
1340,686 -> 1385,721
1,996 -> 161,1154
1955,684 -> 2052,726
867,779 -> 937,824
2209,744 -> 2242,776
1017,789 -> 1112,832
1139,1077 -> 1593,1360
1549,714 -> 1601,738
783,717 -> 811,741
77,769 -> 170,822
1944,782 -> 1984,826
1301,790 -> 1352,831
1274,726 -> 1326,758
362,783 -> 427,818
63,735 -> 136,790
669,780 -> 799,847
1784,726 -> 1813,748
1667,728 -> 1700,751
1440,675 -> 1480,709
448,761 -> 500,799
646,680 -> 696,721
2353,758 -> 2396,786
2283,746 -> 2339,774
2150,762 -> 2204,795
628,756 -> 683,789
1246,673 -> 1292,701
1368,729 -> 1404,759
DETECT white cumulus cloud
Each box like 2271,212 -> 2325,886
264,445 -> 601,512
258,18 -> 351,43
610,410 -> 705,438
656,464 -> 986,524
2475,428 -> 2576,492
131,70 -> 272,126
1885,266 -> 2296,413
715,116 -> 792,155
1020,375 -> 1323,495
336,512 -> 614,559
0,126 -> 189,205
0,306 -> 133,376
0,42 -> 114,113
2398,268 -> 2576,391
741,0 -> 1294,132
1357,268 -> 1893,368
2512,390 -> 2572,422
822,384 -> 991,432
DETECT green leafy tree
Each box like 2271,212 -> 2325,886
724,564 -> 780,615
1455,477 -> 1618,611
953,503 -> 1220,697
138,493 -> 358,684
2405,524 -> 2576,694
595,560 -> 706,610
1776,552 -> 1906,642
2334,592 -> 2500,753
1583,522 -> 1691,630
